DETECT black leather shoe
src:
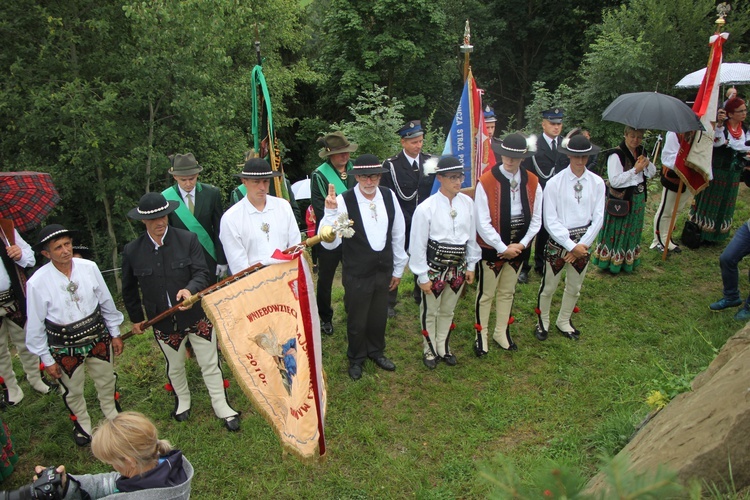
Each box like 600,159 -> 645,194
224,415 -> 240,432
534,267 -> 544,275
387,306 -> 396,318
371,356 -> 396,371
517,271 -> 529,284
506,341 -> 519,351
423,353 -> 438,370
348,363 -> 362,381
534,324 -> 548,341
173,409 -> 191,422
442,353 -> 457,366
473,339 -> 488,358
321,322 -> 334,335
74,430 -> 91,447
556,326 -> 580,341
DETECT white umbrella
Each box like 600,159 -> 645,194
291,178 -> 311,200
675,62 -> 750,88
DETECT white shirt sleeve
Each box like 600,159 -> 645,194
519,183 -> 543,248
474,183 -> 507,254
220,211 -> 250,274
408,203 -> 431,284
390,191 -> 408,278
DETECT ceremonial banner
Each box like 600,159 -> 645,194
675,32 -> 728,195
433,69 -> 495,194
202,257 -> 326,460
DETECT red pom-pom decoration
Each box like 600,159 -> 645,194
0,377 -> 4,385
507,316 -> 515,325
223,379 -> 230,389
70,414 -> 78,421
450,322 -> 456,331
421,329 -> 429,338
534,307 -> 541,315
114,392 -> 120,401
164,383 -> 173,392
39,362 -> 46,370
474,323 -> 482,331
573,306 -> 580,313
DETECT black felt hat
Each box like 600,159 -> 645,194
491,133 -> 535,159
351,154 -> 387,175
34,224 -> 78,251
558,135 -> 601,156
127,192 -> 179,220
234,158 -> 283,179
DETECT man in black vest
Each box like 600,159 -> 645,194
320,155 -> 408,381
122,193 -> 239,431
380,120 -> 434,314
519,108 -> 569,283
163,153 -> 228,283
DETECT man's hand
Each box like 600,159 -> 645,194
176,289 -> 193,310
564,243 -> 589,263
216,264 -> 228,278
389,277 -> 401,291
6,245 -> 21,261
132,321 -> 148,335
499,243 -> 523,260
45,363 -> 62,379
465,271 -> 475,285
324,184 -> 337,210
111,337 -> 124,356
34,465 -> 67,491
419,280 -> 433,295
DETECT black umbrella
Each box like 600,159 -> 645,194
602,92 -> 704,132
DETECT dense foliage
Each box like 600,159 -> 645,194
1,0 -> 749,276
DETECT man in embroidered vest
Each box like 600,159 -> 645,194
534,135 -> 605,342
26,225 -> 124,446
381,120 -> 434,315
220,159 -> 301,273
519,108 -> 570,284
409,156 -> 481,369
122,193 -> 239,431
321,154 -> 408,381
163,153 -> 228,283
0,224 -> 53,405
309,132 -> 357,336
474,134 -> 543,356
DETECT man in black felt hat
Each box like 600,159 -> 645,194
380,120 -> 435,315
473,134 -> 543,356
163,153 -> 228,283
309,132 -> 358,336
320,154 -> 408,381
122,193 -> 239,431
519,108 -> 570,284
26,224 -> 124,446
408,156 -> 481,369
220,158 -> 301,274
534,134 -> 605,342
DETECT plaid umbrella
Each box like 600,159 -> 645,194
0,171 -> 61,233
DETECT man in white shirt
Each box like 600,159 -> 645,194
220,158 -> 301,273
650,132 -> 691,253
534,135 -> 605,341
26,225 -> 124,446
0,226 -> 51,404
321,154 -> 408,380
474,134 -> 543,356
409,156 -> 481,369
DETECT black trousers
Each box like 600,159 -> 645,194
316,246 -> 342,323
522,224 -> 550,273
343,269 -> 391,364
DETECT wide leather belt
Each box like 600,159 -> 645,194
427,239 -> 466,269
0,289 -> 13,304
45,306 -> 106,349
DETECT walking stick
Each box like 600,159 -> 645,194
122,222 -> 351,341
661,178 -> 684,262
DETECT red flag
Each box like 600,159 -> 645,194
675,33 -> 728,194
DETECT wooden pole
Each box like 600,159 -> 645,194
121,227 -> 336,340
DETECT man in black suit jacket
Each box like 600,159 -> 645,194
519,108 -> 570,282
122,192 -> 239,431
163,153 -> 227,283
380,120 -> 434,314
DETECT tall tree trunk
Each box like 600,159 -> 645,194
96,164 -> 121,293
145,99 -> 155,193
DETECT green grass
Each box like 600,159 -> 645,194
3,183 -> 750,498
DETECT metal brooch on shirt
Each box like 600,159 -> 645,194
341,171 -> 348,180
369,202 -> 378,221
261,222 -> 270,241
450,207 -> 457,234
66,281 -> 80,303
510,179 -> 519,201
574,180 -> 583,204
